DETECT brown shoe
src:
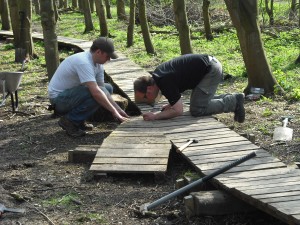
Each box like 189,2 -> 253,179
78,122 -> 94,131
58,116 -> 86,137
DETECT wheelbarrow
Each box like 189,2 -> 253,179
0,71 -> 23,112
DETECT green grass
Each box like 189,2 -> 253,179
5,3 -> 300,101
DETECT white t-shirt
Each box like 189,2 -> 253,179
48,51 -> 104,99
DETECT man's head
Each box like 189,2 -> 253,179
134,76 -> 160,105
90,37 -> 118,64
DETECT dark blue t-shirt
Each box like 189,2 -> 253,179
152,54 -> 211,105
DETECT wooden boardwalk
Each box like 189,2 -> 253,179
1,30 -> 300,225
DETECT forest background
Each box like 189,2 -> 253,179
0,0 -> 300,224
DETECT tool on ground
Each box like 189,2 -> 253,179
139,151 -> 256,214
176,139 -> 199,152
0,203 -> 25,215
273,116 -> 293,142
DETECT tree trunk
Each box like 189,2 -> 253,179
40,0 -> 60,80
224,0 -> 282,95
296,54 -> 300,64
104,0 -> 112,19
289,0 -> 296,20
53,0 -> 59,22
0,0 -> 11,30
18,0 -> 35,61
8,0 -> 20,49
63,0 -> 68,8
82,0 -> 94,33
127,0 -> 136,47
265,0 -> 274,25
117,0 -> 127,20
72,0 -> 78,9
173,0 -> 192,54
33,0 -> 40,15
202,0 -> 213,41
89,0 -> 95,12
137,0 -> 155,54
58,0 -> 64,8
95,0 -> 108,36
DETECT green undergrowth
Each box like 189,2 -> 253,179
5,6 -> 300,101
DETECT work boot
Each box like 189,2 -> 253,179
234,93 -> 245,123
58,116 -> 86,137
78,121 -> 94,131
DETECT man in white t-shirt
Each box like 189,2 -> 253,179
48,37 -> 129,137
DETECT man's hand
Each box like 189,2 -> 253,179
113,111 -> 130,123
142,99 -> 183,121
143,112 -> 156,121
118,109 -> 130,118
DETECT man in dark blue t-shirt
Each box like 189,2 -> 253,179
134,54 -> 245,122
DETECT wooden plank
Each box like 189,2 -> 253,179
216,167 -> 295,180
99,142 -> 170,149
95,147 -> 170,157
218,173 -> 299,187
182,140 -> 253,153
199,161 -> 286,175
101,136 -> 169,144
260,195 -> 300,204
173,136 -> 248,149
93,157 -> 168,165
254,190 -> 300,200
90,164 -> 167,172
119,118 -> 220,129
171,131 -> 241,145
227,180 -> 300,192
189,150 -> 271,164
240,183 -> 300,196
268,203 -> 300,215
167,128 -> 235,140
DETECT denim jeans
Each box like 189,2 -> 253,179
50,85 -> 111,124
190,57 -> 237,116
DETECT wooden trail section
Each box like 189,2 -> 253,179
1,31 -> 300,225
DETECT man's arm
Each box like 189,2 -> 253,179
84,81 -> 129,122
143,98 -> 183,120
106,94 -> 129,118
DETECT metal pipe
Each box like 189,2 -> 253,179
141,151 -> 256,213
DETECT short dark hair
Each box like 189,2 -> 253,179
134,76 -> 154,93
90,37 -> 118,59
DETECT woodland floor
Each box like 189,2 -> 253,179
0,44 -> 300,225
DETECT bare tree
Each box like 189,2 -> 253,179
95,0 -> 108,36
202,0 -> 213,41
137,0 -> 155,54
33,0 -> 40,15
104,0 -> 112,19
89,0 -> 95,12
82,0 -> 94,33
224,0 -> 282,95
8,0 -> 20,51
265,0 -> 274,25
127,0 -> 136,47
63,0 -> 68,8
117,0 -> 127,20
18,0 -> 35,61
40,0 -> 60,80
173,0 -> 192,54
289,0 -> 297,20
0,0 -> 11,30
72,0 -> 78,9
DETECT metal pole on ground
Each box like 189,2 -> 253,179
140,151 -> 256,213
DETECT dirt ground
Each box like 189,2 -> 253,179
0,82 -> 299,225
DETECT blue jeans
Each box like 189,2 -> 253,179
50,83 -> 113,124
